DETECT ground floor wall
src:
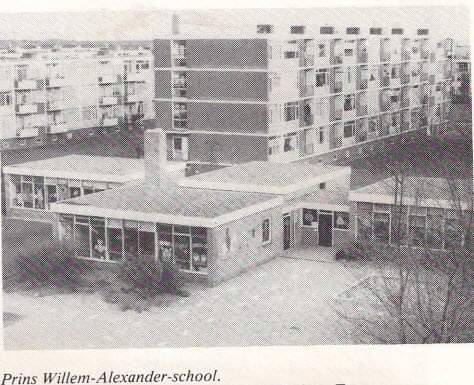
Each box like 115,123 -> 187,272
207,206 -> 283,286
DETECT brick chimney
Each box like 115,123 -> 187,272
144,128 -> 170,185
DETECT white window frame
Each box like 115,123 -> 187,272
262,217 -> 272,245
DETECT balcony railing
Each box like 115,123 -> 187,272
47,100 -> 64,111
356,132 -> 368,143
98,74 -> 119,84
101,117 -> 119,127
401,74 -> 410,85
302,85 -> 314,97
401,122 -> 410,132
331,109 -> 343,121
49,123 -> 69,133
16,103 -> 38,114
17,127 -> 39,137
46,77 -> 68,88
380,53 -> 391,62
125,72 -> 146,83
357,105 -> 368,116
15,79 -> 38,90
100,96 -> 119,106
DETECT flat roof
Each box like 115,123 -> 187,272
179,161 -> 350,194
4,155 -> 145,183
349,176 -> 473,209
51,182 -> 282,228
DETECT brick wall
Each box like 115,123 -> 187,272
207,206 -> 283,285
186,39 -> 268,69
187,102 -> 268,133
154,101 -> 172,130
155,70 -> 172,99
187,71 -> 268,101
153,39 -> 171,68
188,132 -> 268,164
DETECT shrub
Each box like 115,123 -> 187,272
335,241 -> 374,261
13,240 -> 88,291
104,255 -> 190,312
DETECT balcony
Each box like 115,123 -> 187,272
367,131 -> 378,141
380,53 -> 391,62
17,127 -> 39,137
49,123 -> 69,133
331,109 -> 343,121
125,72 -> 146,83
332,81 -> 343,93
342,136 -> 355,147
16,103 -> 38,114
300,55 -> 315,67
100,96 -> 118,106
300,114 -> 314,127
98,74 -> 119,84
358,51 -> 368,64
0,80 -> 11,92
46,77 -> 68,88
302,85 -> 314,97
358,79 -> 368,90
16,79 -> 38,90
47,100 -> 64,111
401,74 -> 410,85
331,55 -> 343,65
303,143 -> 314,156
380,76 -> 390,87
401,122 -> 410,132
125,94 -> 142,103
101,117 -> 119,127
174,58 -> 187,67
357,105 -> 368,116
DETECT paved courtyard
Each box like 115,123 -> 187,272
3,255 -> 373,350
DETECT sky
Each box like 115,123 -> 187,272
0,6 -> 469,44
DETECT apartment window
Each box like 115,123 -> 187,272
268,136 -> 280,156
283,133 -> 297,152
426,208 -> 443,249
346,27 -> 360,35
392,28 -> 404,35
357,202 -> 373,241
0,93 -> 12,106
257,24 -> 273,34
315,69 -> 328,87
390,206 -> 408,245
370,27 -> 382,35
409,209 -> 426,247
320,26 -> 335,34
417,29 -> 429,36
74,216 -> 91,258
290,25 -> 305,34
344,49 -> 354,57
344,94 -> 355,111
284,102 -> 299,121
318,43 -> 327,58
319,127 -> 326,144
343,121 -> 355,138
262,218 -> 272,245
319,182 -> 326,190
391,65 -> 400,79
173,102 -> 187,128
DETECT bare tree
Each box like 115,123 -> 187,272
335,144 -> 474,344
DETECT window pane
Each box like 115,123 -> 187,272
74,223 -> 90,258
391,207 -> 408,245
59,215 -> 74,247
174,234 -> 191,271
357,208 -> 373,241
303,209 -> 318,226
123,228 -> 139,260
334,212 -> 349,229
34,183 -> 45,209
374,212 -> 390,243
409,215 -> 426,247
57,183 -> 69,201
107,228 -> 123,261
138,231 -> 155,257
427,209 -> 443,249
47,185 -> 57,205
444,218 -> 463,249
262,219 -> 271,243
91,220 -> 107,260
70,186 -> 81,198
11,177 -> 22,207
191,233 -> 208,274
22,182 -> 33,208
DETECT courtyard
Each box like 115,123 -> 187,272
3,253 -> 373,350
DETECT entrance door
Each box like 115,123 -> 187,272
318,213 -> 333,246
283,214 -> 291,250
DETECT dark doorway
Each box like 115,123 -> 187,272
318,213 -> 333,246
283,214 -> 291,250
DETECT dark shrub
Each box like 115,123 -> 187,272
104,255 -> 190,312
335,242 -> 374,261
14,240 -> 88,291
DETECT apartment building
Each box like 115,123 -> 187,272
452,44 -> 470,102
0,47 -> 154,148
153,23 -> 453,173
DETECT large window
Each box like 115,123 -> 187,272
315,69 -> 328,87
284,102 -> 299,121
107,219 -> 124,261
91,217 -> 107,260
344,94 -> 355,111
303,209 -> 318,226
74,216 -> 91,258
390,206 -> 408,245
334,212 -> 349,230
373,212 -> 390,243
123,221 -> 139,260
357,203 -> 373,241
138,222 -> 156,260
262,218 -> 272,245
283,133 -> 297,152
343,121 -> 355,138
426,208 -> 443,249
409,207 -> 426,247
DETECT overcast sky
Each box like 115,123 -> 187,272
0,6 -> 469,44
